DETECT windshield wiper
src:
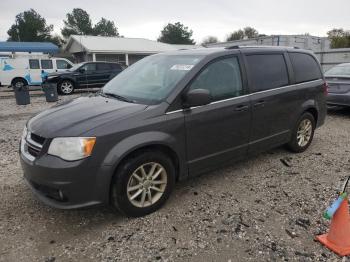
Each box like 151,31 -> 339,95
101,92 -> 135,103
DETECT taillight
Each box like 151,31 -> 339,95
323,82 -> 329,96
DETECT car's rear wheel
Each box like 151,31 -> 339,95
12,78 -> 27,89
58,80 -> 74,95
111,150 -> 175,217
287,112 -> 315,153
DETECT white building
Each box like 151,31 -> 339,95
64,35 -> 198,66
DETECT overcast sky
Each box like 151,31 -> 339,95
0,0 -> 349,43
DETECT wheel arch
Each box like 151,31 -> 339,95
58,78 -> 76,87
104,133 -> 185,204
11,77 -> 28,86
300,100 -> 319,126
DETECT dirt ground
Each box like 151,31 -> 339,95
1,90 -> 350,262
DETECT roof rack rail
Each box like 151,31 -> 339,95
224,45 -> 301,50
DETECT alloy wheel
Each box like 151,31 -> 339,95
297,119 -> 313,147
60,81 -> 73,94
127,162 -> 167,208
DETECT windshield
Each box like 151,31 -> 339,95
68,63 -> 84,72
325,65 -> 350,76
102,54 -> 204,104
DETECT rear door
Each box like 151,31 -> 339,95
244,52 -> 294,153
40,59 -> 54,80
76,63 -> 98,87
28,59 -> 42,85
184,55 -> 251,175
96,63 -> 113,85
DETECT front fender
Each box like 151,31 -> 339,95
103,131 -> 186,176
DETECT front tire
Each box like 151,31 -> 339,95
287,112 -> 315,153
111,150 -> 175,217
58,80 -> 74,95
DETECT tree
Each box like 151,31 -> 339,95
202,36 -> 218,45
93,18 -> 119,36
61,8 -> 93,38
227,29 -> 244,41
327,28 -> 350,48
158,22 -> 195,44
243,27 -> 259,39
7,9 -> 54,42
226,27 -> 260,41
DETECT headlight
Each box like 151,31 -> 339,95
48,137 -> 96,161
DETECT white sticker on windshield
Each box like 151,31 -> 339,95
170,64 -> 194,71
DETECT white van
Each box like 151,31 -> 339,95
0,53 -> 74,88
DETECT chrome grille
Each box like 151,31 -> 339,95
22,131 -> 46,160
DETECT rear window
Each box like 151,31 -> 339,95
289,53 -> 322,83
110,63 -> 122,70
246,54 -> 289,92
41,59 -> 53,69
325,65 -> 350,76
29,59 -> 40,69
97,63 -> 112,71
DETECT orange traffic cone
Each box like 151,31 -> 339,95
316,198 -> 350,256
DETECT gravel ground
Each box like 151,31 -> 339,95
1,92 -> 350,262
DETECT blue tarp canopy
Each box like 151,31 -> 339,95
0,42 -> 59,54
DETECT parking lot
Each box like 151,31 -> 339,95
1,91 -> 350,261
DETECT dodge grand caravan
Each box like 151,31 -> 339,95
20,46 -> 327,217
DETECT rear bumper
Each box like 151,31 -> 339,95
327,92 -> 350,106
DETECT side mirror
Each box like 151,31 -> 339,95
183,89 -> 211,108
78,68 -> 86,73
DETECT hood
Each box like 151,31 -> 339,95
28,95 -> 148,138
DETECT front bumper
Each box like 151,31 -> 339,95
20,140 -> 113,209
327,92 -> 350,106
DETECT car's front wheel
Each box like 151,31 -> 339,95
58,80 -> 74,95
287,112 -> 316,153
111,150 -> 175,217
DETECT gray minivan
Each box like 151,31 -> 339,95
20,46 -> 327,217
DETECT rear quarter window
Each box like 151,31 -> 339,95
246,54 -> 289,92
289,52 -> 322,83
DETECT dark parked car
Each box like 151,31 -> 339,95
20,46 -> 327,217
43,61 -> 123,95
325,63 -> 350,107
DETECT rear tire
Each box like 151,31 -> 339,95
111,150 -> 175,217
12,78 -> 27,89
287,112 -> 315,153
58,80 -> 74,95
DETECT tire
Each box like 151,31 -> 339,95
111,150 -> 176,217
58,80 -> 74,95
12,78 -> 27,89
287,112 -> 316,153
